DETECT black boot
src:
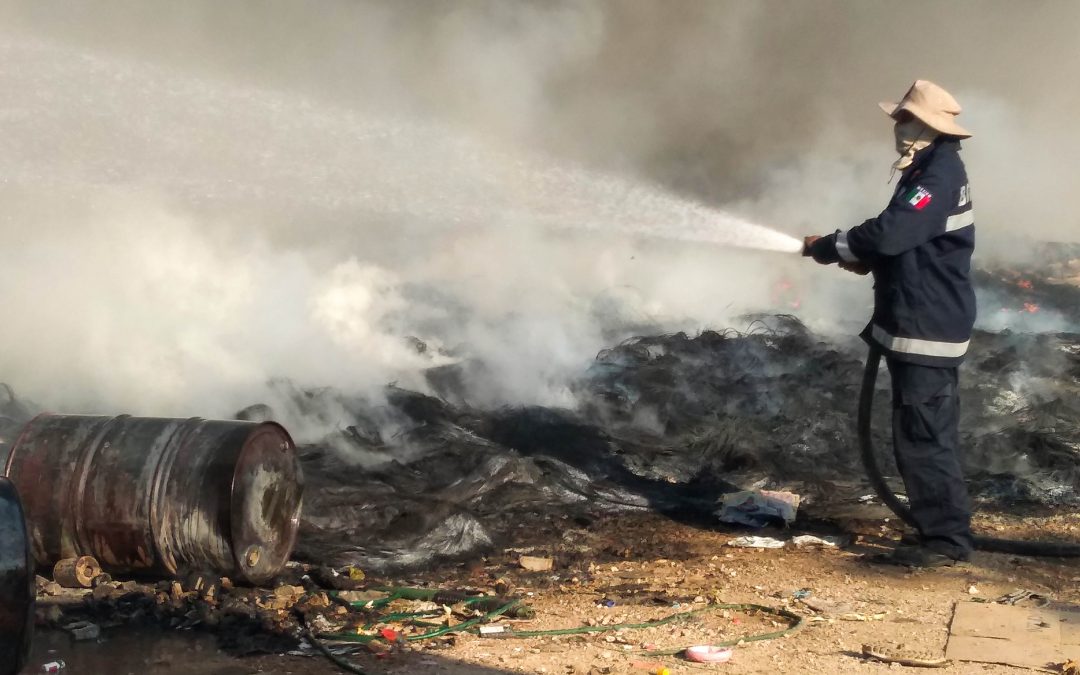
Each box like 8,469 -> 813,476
874,544 -> 963,568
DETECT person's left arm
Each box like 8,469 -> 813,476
805,164 -> 955,269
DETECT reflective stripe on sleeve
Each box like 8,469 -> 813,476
945,209 -> 975,232
871,324 -> 970,358
836,230 -> 860,263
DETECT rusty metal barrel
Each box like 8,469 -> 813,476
2,415 -> 303,585
0,476 -> 33,675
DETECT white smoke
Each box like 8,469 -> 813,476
0,1 -> 1076,436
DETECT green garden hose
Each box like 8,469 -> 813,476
313,586 -> 803,672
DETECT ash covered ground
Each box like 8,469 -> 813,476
282,260 -> 1080,573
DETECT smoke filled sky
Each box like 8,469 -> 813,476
0,1 -> 1076,425
3,1 -> 1077,239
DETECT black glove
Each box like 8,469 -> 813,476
802,235 -> 834,265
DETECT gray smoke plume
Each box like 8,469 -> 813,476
0,1 -> 1076,433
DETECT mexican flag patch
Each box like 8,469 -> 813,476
904,185 -> 932,210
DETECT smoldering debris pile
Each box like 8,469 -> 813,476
293,322 -> 1080,572
3,270 -> 1079,575
975,244 -> 1080,329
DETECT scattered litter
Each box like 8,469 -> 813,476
183,572 -> 219,600
862,644 -> 948,668
379,628 -> 400,643
63,620 -> 101,641
838,612 -> 887,622
309,566 -> 363,591
518,555 -> 554,572
791,535 -> 845,548
257,584 -> 305,611
305,614 -> 336,635
799,597 -> 854,615
684,645 -> 733,663
599,598 -> 616,608
479,625 -> 507,636
727,536 -> 786,549
792,589 -> 812,600
36,578 -> 63,597
336,590 -> 385,605
40,662 -> 65,673
1061,658 -> 1080,675
346,566 -> 365,582
994,589 -> 1049,607
52,556 -> 101,589
967,585 -> 979,595
717,490 -> 799,527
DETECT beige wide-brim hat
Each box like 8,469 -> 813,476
879,79 -> 972,138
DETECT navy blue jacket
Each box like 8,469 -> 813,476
808,138 -> 976,367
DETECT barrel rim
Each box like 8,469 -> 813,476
229,420 -> 302,584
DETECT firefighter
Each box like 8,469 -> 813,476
804,80 -> 976,567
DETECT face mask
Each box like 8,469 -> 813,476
892,118 -> 938,171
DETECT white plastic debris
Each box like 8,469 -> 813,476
717,490 -> 799,527
726,536 -> 786,549
518,555 -> 554,572
791,535 -> 845,548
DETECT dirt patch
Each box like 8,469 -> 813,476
28,508 -> 1080,674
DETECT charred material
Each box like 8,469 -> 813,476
291,315 -> 1080,572
3,415 -> 303,585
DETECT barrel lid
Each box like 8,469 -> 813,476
230,423 -> 303,585
0,477 -> 34,675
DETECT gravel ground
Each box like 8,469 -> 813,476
27,508 -> 1080,674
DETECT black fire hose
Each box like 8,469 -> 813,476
858,346 -> 1080,557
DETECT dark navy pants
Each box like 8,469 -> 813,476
886,357 -> 974,559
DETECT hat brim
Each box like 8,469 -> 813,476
878,100 -> 972,138
878,100 -> 900,117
